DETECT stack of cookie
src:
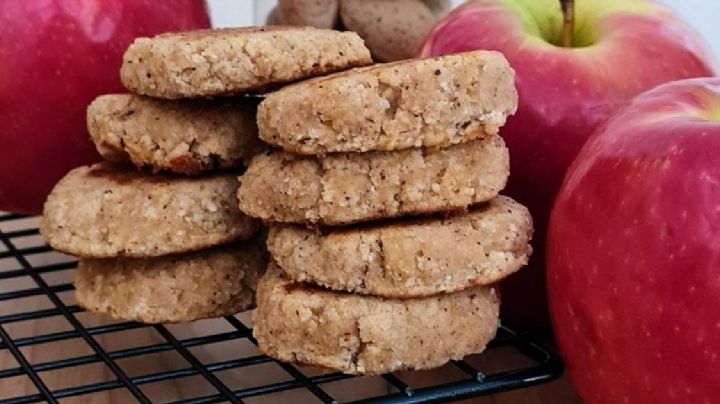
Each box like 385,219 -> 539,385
40,27 -> 373,323
239,51 -> 534,374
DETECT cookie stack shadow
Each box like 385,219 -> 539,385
239,51 -> 534,374
40,27 -> 373,323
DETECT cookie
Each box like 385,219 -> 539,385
267,7 -> 283,25
339,0 -> 442,62
420,0 -> 453,16
41,163 -> 258,258
75,242 -> 268,323
253,265 -> 499,375
238,136 -> 509,225
278,0 -> 339,29
87,94 -> 265,175
258,50 -> 516,154
267,196 -> 532,297
120,27 -> 372,98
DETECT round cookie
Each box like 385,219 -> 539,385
75,242 -> 268,323
120,26 -> 372,98
278,0 -> 339,29
87,94 -> 266,175
253,265 -> 499,375
238,136 -> 509,225
340,0 -> 446,62
267,196 -> 532,297
420,0 -> 453,15
257,50 -> 517,154
41,163 -> 258,258
266,7 -> 283,25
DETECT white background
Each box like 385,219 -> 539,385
207,0 -> 720,61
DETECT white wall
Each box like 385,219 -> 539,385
665,0 -> 719,61
207,0 -> 720,60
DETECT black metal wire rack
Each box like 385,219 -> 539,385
0,212 -> 563,403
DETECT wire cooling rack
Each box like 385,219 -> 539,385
0,213 -> 563,403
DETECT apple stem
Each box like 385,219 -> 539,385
560,0 -> 574,47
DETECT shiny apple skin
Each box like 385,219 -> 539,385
548,78 -> 720,404
0,0 -> 210,213
419,0 -> 716,328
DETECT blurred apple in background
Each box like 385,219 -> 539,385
547,77 -> 720,404
419,0 -> 716,328
0,0 -> 210,214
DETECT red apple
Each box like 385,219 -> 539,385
548,77 -> 720,404
419,0 -> 716,328
0,0 -> 210,214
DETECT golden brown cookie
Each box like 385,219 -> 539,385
278,0 -> 339,29
41,163 -> 258,258
87,94 -> 265,175
253,265 -> 499,375
267,196 -> 532,297
258,50 -> 517,154
75,242 -> 268,323
340,0 -> 444,61
120,27 -> 372,98
238,136 -> 509,225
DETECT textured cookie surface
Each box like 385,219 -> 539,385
41,163 -> 258,258
278,0 -> 338,29
340,0 -> 443,62
258,50 -> 517,153
88,94 -> 265,175
268,196 -> 532,297
76,242 -> 268,323
121,26 -> 372,98
238,136 -> 508,225
253,265 -> 499,375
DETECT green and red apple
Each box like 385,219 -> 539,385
548,77 -> 720,404
419,0 -> 716,328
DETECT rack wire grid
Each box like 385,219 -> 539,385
0,212 -> 563,403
